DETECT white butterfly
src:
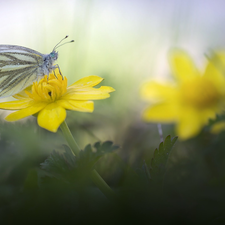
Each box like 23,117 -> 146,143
0,36 -> 73,98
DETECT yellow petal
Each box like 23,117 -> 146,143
98,86 -> 115,93
13,85 -> 32,99
199,108 -> 217,123
140,81 -> 177,102
37,103 -> 66,132
204,59 -> 225,90
69,76 -> 104,88
57,99 -> 94,112
5,102 -> 48,121
169,49 -> 200,81
176,108 -> 204,140
62,86 -> 114,100
142,103 -> 178,122
207,51 -> 225,69
0,99 -> 34,110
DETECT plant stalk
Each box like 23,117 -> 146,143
60,120 -> 116,201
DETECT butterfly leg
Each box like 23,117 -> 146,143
54,65 -> 64,80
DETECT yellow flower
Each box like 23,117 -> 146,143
211,121 -> 225,134
0,71 -> 115,132
141,49 -> 225,140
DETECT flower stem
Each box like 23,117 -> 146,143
90,170 -> 116,201
60,120 -> 80,156
60,120 -> 116,201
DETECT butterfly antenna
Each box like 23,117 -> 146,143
55,40 -> 75,50
53,35 -> 71,51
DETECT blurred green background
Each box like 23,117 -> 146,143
1,1 -> 225,223
0,0 -> 225,182
0,0 -> 224,144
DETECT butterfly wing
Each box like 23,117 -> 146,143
0,45 -> 45,98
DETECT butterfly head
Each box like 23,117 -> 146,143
42,36 -> 74,75
50,36 -> 74,62
50,50 -> 58,61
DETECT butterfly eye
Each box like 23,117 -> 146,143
50,52 -> 55,58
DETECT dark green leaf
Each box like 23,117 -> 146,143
40,141 -> 119,181
139,135 -> 178,186
40,145 -> 76,179
207,113 -> 225,128
150,135 -> 178,182
78,141 -> 119,170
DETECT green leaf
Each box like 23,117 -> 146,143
40,145 -> 76,179
207,113 -> 225,128
139,135 -> 178,186
40,141 -> 119,181
78,141 -> 119,170
150,135 -> 178,183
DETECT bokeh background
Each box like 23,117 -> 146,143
0,0 -> 225,165
1,0 -> 225,143
1,1 -> 225,223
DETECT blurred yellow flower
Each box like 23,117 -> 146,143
211,121 -> 225,134
141,49 -> 225,140
0,71 -> 115,132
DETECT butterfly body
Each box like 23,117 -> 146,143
0,45 -> 59,98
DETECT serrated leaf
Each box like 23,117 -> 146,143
40,145 -> 77,179
78,141 -> 119,170
139,135 -> 178,186
150,135 -> 178,182
40,141 -> 119,182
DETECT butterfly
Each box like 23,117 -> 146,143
0,36 -> 74,98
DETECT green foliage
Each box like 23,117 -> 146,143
40,145 -> 76,179
150,135 -> 178,180
2,123 -> 225,224
208,114 -> 225,126
140,135 -> 178,186
79,141 -> 119,170
40,141 -> 119,181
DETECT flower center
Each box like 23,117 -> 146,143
180,77 -> 221,109
27,73 -> 67,102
